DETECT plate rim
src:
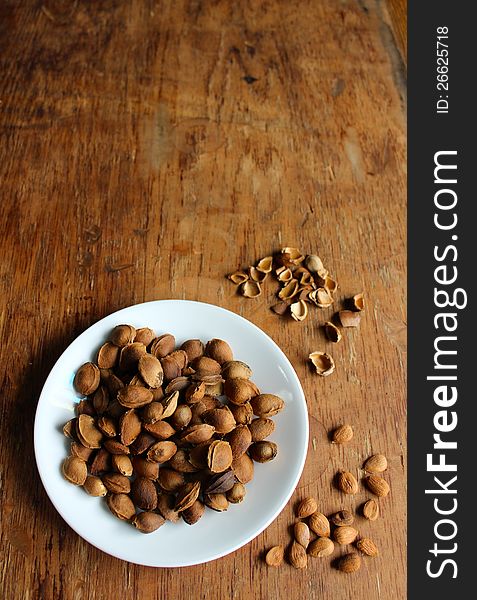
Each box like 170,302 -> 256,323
34,299 -> 309,567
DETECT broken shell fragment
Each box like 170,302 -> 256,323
256,256 -> 273,273
290,300 -> 308,322
324,275 -> 338,293
298,270 -> 314,286
330,509 -> 354,527
250,267 -> 267,283
352,293 -> 365,311
308,288 -> 334,308
281,247 -> 304,265
309,351 -> 335,377
201,395 -> 222,410
362,499 -> 380,521
228,271 -> 249,285
298,286 -> 313,302
278,279 -> 299,300
165,376 -> 190,394
184,381 -> 206,403
241,280 -> 261,298
339,310 -> 362,327
127,374 -> 143,386
277,267 -> 293,283
160,390 -> 179,419
324,321 -> 342,343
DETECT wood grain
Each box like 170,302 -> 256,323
0,1 -> 406,599
385,0 -> 407,63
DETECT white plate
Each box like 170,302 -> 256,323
34,300 -> 308,567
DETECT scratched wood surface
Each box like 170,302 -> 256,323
0,1 -> 406,599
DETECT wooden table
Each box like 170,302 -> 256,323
0,1 -> 406,598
